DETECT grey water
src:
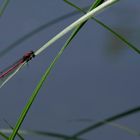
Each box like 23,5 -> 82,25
0,0 -> 140,140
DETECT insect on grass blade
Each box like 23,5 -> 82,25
0,51 -> 35,88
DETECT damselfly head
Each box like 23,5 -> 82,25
23,51 -> 35,62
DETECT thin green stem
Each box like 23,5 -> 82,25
0,131 -> 8,140
60,0 -> 105,50
64,0 -> 140,54
71,106 -> 140,137
0,0 -> 10,16
0,6 -> 89,58
1,129 -> 82,140
4,120 -> 24,140
34,0 -> 118,56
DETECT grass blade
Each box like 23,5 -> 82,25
64,0 -> 140,54
0,129 -> 82,140
59,0 -> 105,52
0,0 -> 10,17
0,7 -> 89,58
0,131 -> 8,139
4,120 -> 24,140
8,67 -> 51,139
64,0 -> 105,10
9,1 -> 118,139
109,122 -> 140,136
70,118 -> 140,136
71,106 -> 140,137
34,0 -> 118,56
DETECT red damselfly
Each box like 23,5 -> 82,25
0,51 -> 35,88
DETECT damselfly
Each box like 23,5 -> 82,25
0,51 -> 35,88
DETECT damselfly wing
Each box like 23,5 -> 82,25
0,51 -> 35,88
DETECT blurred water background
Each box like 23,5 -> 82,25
0,0 -> 140,139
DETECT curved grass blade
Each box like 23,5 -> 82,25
0,0 -> 10,17
4,120 -> 24,140
58,0 -> 106,61
64,0 -> 140,54
0,131 -> 8,139
70,118 -> 140,136
109,122 -> 140,136
0,129 -> 82,140
35,0 -> 119,56
64,0 -> 105,10
71,106 -> 140,138
0,7 -> 89,58
9,1 -> 118,139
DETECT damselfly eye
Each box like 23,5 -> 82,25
23,51 -> 35,62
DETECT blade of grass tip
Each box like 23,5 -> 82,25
72,118 -> 140,136
4,120 -> 24,140
61,0 -> 105,53
109,122 -> 140,136
9,1 -> 118,139
34,0 -> 118,56
0,131 -> 8,140
93,18 -> 140,54
0,0 -> 10,17
65,0 -> 140,54
71,106 -> 140,138
23,130 -> 83,140
0,6 -> 90,58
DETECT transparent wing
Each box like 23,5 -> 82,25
0,62 -> 25,88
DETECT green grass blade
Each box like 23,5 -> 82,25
64,0 -> 140,54
9,67 -> 52,139
35,0 -> 118,56
109,122 -> 140,136
0,129 -> 82,140
64,0 -> 105,11
61,0 -> 105,47
60,0 -> 105,51
71,106 -> 140,137
4,120 -> 24,140
93,18 -> 140,53
0,6 -> 89,58
0,131 -> 8,139
22,130 -> 82,140
0,0 -> 10,16
71,118 -> 140,136
9,1 -> 108,139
